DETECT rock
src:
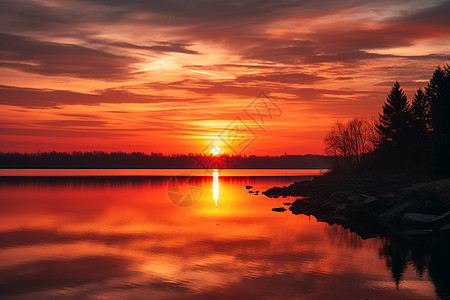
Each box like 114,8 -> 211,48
272,207 -> 286,212
348,194 -> 371,203
329,215 -> 348,223
245,185 -> 253,189
402,213 -> 436,228
402,229 -> 431,236
364,196 -> 378,205
402,211 -> 450,229
432,211 -> 450,227
283,202 -> 293,205
440,224 -> 450,233
379,200 -> 422,223
249,191 -> 254,193
335,203 -> 347,212
255,190 -> 259,193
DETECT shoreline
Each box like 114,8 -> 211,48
264,173 -> 450,239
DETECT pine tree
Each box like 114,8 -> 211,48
426,65 -> 450,136
410,88 -> 430,136
426,64 -> 450,176
376,81 -> 411,147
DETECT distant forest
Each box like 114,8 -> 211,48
0,152 -> 330,169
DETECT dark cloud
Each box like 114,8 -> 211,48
236,72 -> 325,84
58,113 -> 100,119
90,39 -> 200,55
0,33 -> 137,79
0,85 -> 180,107
0,127 -> 132,138
374,80 -> 429,87
38,120 -> 109,127
0,0 -> 130,32
392,0 -> 450,26
196,64 -> 276,69
242,38 -> 397,64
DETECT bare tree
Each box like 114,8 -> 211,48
324,117 -> 378,166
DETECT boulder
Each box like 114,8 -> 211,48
245,185 -> 253,189
402,213 -> 437,228
347,194 -> 372,203
272,207 -> 287,212
439,224 -> 450,233
432,211 -> 450,227
379,200 -> 422,223
364,196 -> 378,205
402,229 -> 431,236
335,203 -> 347,213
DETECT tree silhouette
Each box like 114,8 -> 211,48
426,64 -> 450,176
410,88 -> 430,137
406,88 -> 432,171
324,118 -> 377,167
376,81 -> 411,148
379,239 -> 408,289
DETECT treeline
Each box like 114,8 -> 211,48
0,151 -> 330,169
325,63 -> 450,176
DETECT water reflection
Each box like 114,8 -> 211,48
212,171 -> 219,209
0,174 -> 443,299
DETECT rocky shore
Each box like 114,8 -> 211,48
264,173 -> 450,239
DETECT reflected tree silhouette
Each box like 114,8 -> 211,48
377,235 -> 450,298
379,239 -> 409,288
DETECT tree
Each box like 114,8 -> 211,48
410,88 -> 430,137
426,64 -> 450,175
324,118 -> 377,167
426,65 -> 450,136
376,81 -> 411,148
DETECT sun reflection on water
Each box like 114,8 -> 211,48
212,170 -> 219,209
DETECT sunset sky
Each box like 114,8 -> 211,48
0,0 -> 449,155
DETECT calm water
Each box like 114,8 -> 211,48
0,169 -> 443,299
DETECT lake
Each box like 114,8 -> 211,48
0,169 -> 442,299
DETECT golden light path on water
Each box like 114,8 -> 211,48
212,170 -> 219,209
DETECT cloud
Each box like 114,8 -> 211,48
90,39 -> 200,55
0,33 -> 138,79
392,0 -> 450,27
0,127 -> 132,138
38,120 -> 109,127
0,85 -> 182,107
236,72 -> 325,84
374,80 -> 429,87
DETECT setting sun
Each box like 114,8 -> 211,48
211,146 -> 221,156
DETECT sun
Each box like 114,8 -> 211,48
211,146 -> 221,155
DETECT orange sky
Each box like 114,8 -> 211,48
0,0 -> 449,155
